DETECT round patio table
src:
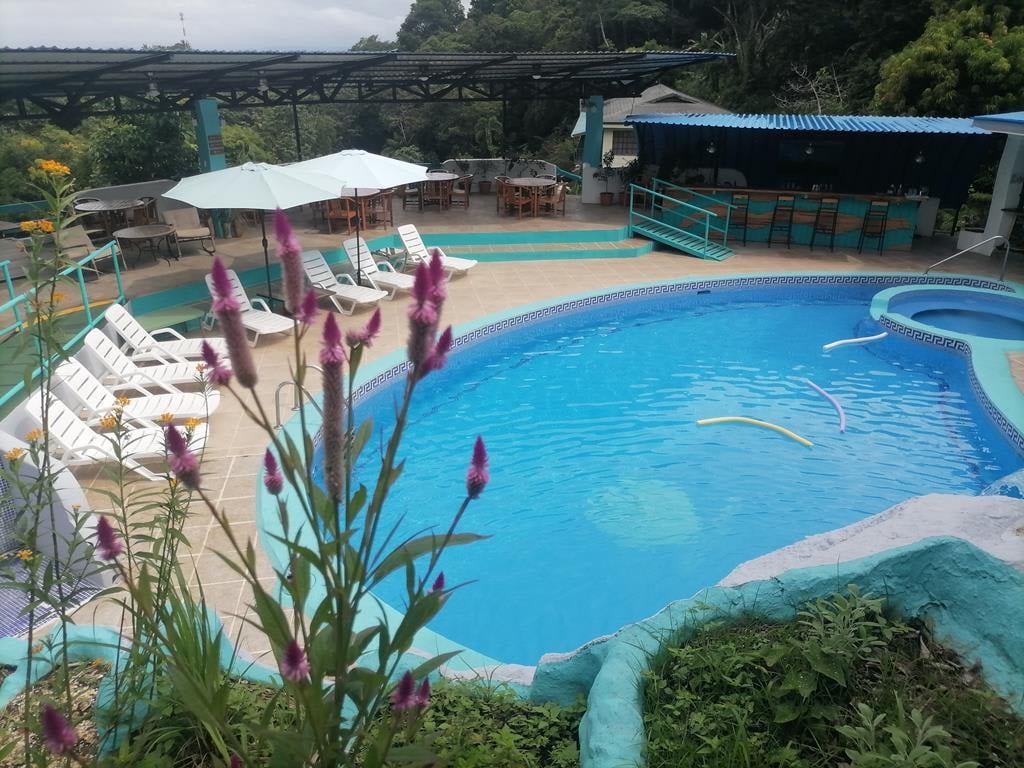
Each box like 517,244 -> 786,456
113,224 -> 180,266
424,172 -> 458,181
507,177 -> 556,188
74,199 -> 146,213
421,172 -> 459,210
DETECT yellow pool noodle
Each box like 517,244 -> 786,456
697,416 -> 813,447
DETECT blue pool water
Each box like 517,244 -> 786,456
316,286 -> 1021,665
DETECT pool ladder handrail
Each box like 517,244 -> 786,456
274,365 -> 325,428
924,235 -> 1012,281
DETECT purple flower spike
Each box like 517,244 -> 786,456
431,572 -> 445,593
345,307 -> 381,348
297,288 -> 319,325
320,313 -> 346,365
209,258 -> 240,314
415,677 -> 431,708
281,638 -> 310,683
390,671 -> 417,711
321,313 -> 346,499
466,436 -> 489,500
230,754 -> 243,768
201,341 -> 232,386
165,425 -> 201,489
263,450 -> 283,496
421,325 -> 453,378
95,516 -> 124,561
41,703 -> 78,755
273,209 -> 305,314
209,257 -> 257,389
428,250 -> 447,304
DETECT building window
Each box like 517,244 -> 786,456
611,130 -> 638,156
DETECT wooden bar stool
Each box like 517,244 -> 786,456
768,194 -> 796,248
810,196 -> 840,251
728,192 -> 750,246
858,200 -> 890,254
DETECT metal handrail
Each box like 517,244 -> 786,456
924,235 -> 1013,281
651,178 -> 737,209
274,364 -> 326,428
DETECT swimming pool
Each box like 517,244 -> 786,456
885,288 -> 1024,341
311,281 -> 1022,665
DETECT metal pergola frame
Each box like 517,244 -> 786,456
0,48 -> 732,124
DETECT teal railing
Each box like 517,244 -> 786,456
627,183 -> 718,258
0,241 -> 124,411
650,178 -> 735,246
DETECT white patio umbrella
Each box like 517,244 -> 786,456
164,162 -> 347,298
291,150 -> 430,284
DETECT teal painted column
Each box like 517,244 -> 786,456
192,98 -> 228,236
582,96 -> 604,168
582,95 -> 604,205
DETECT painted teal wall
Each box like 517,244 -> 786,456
583,96 -> 605,169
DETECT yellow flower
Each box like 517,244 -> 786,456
184,417 -> 202,430
50,291 -> 66,304
116,396 -> 131,408
158,412 -> 175,425
4,447 -> 26,461
18,219 -> 54,234
35,159 -> 71,175
195,363 -> 206,373
99,413 -> 118,430
24,428 -> 45,443
16,549 -> 33,562
168,478 -> 179,489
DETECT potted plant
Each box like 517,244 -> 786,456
593,150 -> 616,205
476,159 -> 495,194
617,158 -> 642,205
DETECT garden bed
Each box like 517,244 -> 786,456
643,588 -> 1024,767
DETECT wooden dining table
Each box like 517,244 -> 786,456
504,178 -> 557,217
421,172 -> 459,210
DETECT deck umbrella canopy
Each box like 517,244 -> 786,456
0,49 -> 731,123
626,113 -> 1000,208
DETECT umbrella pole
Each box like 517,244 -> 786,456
260,212 -> 273,299
355,190 -> 362,286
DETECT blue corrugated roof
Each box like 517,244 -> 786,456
972,111 -> 1024,125
624,113 -> 990,134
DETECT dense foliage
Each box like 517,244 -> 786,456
0,1 -> 1020,201
643,588 -> 1024,768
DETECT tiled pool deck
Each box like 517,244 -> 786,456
67,197 -> 1024,662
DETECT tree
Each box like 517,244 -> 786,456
84,114 -> 197,186
397,0 -> 465,51
0,124 -> 90,204
351,35 -> 397,51
873,1 -> 1024,116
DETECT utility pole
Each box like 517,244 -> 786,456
180,12 -> 189,47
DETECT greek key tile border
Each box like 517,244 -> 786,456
349,274 -> 1021,452
879,315 -> 1024,454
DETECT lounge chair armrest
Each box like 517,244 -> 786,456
335,273 -> 357,286
146,326 -> 189,341
251,297 -> 274,313
376,261 -> 397,272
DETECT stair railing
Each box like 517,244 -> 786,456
923,235 -> 1013,282
650,179 -> 734,247
630,183 -> 719,257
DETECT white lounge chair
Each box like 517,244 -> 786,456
396,224 -> 478,276
301,250 -> 388,315
54,357 -> 219,428
104,304 -> 229,365
203,269 -> 294,346
23,393 -> 208,482
83,329 -> 206,391
342,238 -> 415,298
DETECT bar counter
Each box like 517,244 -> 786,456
664,186 -> 922,251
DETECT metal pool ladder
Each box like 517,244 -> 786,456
924,235 -> 1012,281
274,365 -> 325,428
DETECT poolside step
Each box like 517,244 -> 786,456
631,221 -> 734,261
426,237 -> 654,262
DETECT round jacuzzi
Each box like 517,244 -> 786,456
883,288 -> 1024,341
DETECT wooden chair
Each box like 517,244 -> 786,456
451,175 -> 472,208
505,185 -> 535,218
326,198 -> 358,235
810,197 -> 840,251
422,180 -> 452,210
397,184 -> 422,211
129,196 -> 157,226
494,176 -> 510,214
728,192 -> 750,246
536,184 -> 562,216
768,194 -> 796,248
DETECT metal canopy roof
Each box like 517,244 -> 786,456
971,111 -> 1024,135
625,113 -> 990,134
0,48 -> 731,124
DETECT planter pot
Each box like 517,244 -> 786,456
599,192 -> 614,206
617,191 -> 628,206
478,181 -> 492,195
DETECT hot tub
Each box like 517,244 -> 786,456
884,288 -> 1024,341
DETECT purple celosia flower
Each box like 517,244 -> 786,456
40,703 -> 78,755
407,263 -> 439,369
209,257 -> 257,389
165,425 -> 200,489
273,209 -> 305,315
280,638 -> 310,683
201,341 -> 232,386
390,671 -> 417,711
466,436 -> 489,500
415,678 -> 431,708
428,249 -> 447,304
230,754 -> 242,768
420,325 -> 453,378
320,314 -> 346,499
431,572 -> 445,593
296,288 -> 319,325
263,449 -> 283,496
345,307 -> 382,348
95,516 -> 124,561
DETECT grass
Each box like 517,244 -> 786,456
642,587 -> 1024,768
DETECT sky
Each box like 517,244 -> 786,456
0,0 -> 430,51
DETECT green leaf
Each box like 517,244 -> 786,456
772,699 -> 804,723
803,645 -> 847,687
371,532 -> 488,586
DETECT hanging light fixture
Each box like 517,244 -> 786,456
914,150 -> 926,165
804,142 -> 815,156
706,140 -> 717,155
